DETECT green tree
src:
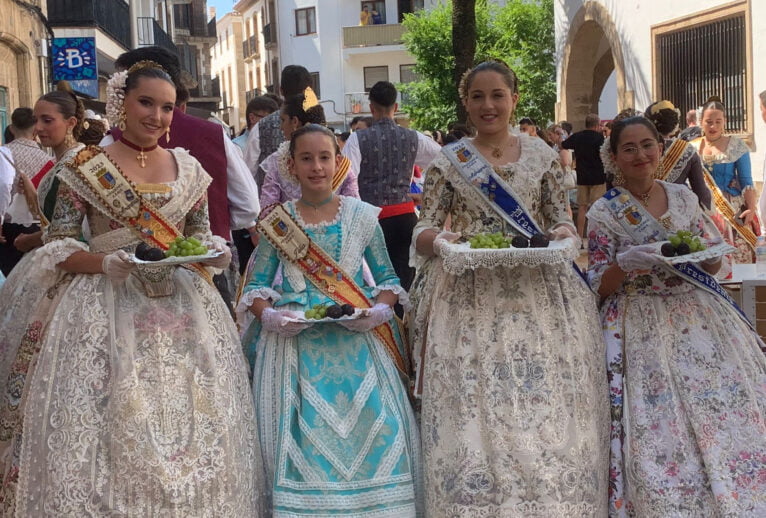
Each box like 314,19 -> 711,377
400,0 -> 555,131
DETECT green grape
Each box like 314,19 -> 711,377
193,246 -> 208,255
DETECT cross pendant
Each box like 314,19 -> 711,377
137,150 -> 147,168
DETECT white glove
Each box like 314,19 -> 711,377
616,244 -> 664,272
433,231 -> 461,257
548,225 -> 580,246
261,308 -> 312,337
202,242 -> 232,269
102,250 -> 135,283
339,303 -> 394,333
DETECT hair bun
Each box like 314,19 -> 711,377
706,95 -> 722,103
56,80 -> 74,94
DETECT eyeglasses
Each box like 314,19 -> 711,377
619,141 -> 660,158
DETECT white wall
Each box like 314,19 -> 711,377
556,0 -> 766,173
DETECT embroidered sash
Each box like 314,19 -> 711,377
443,139 -> 588,282
332,156 -> 352,192
443,139 -> 542,236
699,165 -> 758,250
602,187 -> 752,328
68,147 -> 212,283
257,203 -> 410,378
657,139 -> 692,182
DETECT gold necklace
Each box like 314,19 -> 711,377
477,135 -> 514,158
630,183 -> 654,206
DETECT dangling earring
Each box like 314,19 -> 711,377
64,127 -> 76,147
613,169 -> 625,186
118,108 -> 127,131
165,127 -> 171,144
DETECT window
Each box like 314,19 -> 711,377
399,64 -> 418,104
360,1 -> 386,24
654,4 -> 751,135
173,3 -> 192,30
178,44 -> 198,81
363,66 -> 388,92
310,72 -> 321,99
295,7 -> 316,36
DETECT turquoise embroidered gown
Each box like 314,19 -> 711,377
241,197 -> 422,517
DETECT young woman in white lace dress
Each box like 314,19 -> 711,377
588,116 -> 766,516
8,63 -> 262,515
410,61 -> 608,516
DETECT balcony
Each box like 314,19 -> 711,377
343,24 -> 405,48
137,17 -> 178,54
262,23 -> 277,48
245,89 -> 261,103
47,0 -> 130,49
345,92 -> 403,115
242,35 -> 258,58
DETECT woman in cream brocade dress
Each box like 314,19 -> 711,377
410,130 -> 609,516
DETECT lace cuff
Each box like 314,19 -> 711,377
409,225 -> 439,269
36,237 -> 89,272
236,287 -> 281,314
372,284 -> 412,312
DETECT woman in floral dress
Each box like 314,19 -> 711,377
588,115 -> 766,516
410,60 -> 608,516
9,63 -> 261,515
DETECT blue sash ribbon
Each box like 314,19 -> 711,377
442,139 -> 542,237
442,138 -> 588,284
603,187 -> 752,328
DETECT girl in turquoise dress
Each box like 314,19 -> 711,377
240,124 -> 421,517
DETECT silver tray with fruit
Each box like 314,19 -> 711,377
129,239 -> 222,266
438,232 -> 580,275
289,303 -> 370,323
653,241 -> 734,265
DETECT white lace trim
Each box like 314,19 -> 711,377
372,284 -> 412,312
339,197 -> 380,276
409,225 -> 438,269
237,287 -> 282,312
36,237 -> 89,272
289,197 -> 344,230
275,141 -> 297,186
438,238 -> 580,275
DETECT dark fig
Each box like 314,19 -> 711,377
145,248 -> 165,261
135,242 -> 152,259
529,233 -> 550,248
511,236 -> 529,248
326,304 -> 344,319
341,304 -> 355,316
660,243 -> 676,257
676,242 -> 691,255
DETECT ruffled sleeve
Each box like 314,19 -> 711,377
364,222 -> 411,311
40,173 -> 90,271
243,236 -> 282,305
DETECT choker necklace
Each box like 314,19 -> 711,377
120,136 -> 158,168
298,193 -> 334,210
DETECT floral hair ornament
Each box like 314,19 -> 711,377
302,86 -> 319,111
105,60 -> 167,126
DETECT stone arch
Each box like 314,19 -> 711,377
0,32 -> 34,108
558,1 -> 631,130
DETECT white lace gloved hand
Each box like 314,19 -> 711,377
548,225 -> 580,247
261,308 -> 311,337
433,231 -> 461,257
102,250 -> 135,283
202,242 -> 232,269
339,303 -> 394,333
616,244 -> 664,272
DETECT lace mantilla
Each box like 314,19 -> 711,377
438,238 -> 579,275
36,237 -> 89,272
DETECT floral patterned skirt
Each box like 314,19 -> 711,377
604,288 -> 766,517
414,261 -> 609,517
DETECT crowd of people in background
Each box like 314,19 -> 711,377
1,44 -> 766,517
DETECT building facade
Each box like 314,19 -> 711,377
0,0 -> 51,140
211,0 -> 457,130
555,0 -> 766,167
